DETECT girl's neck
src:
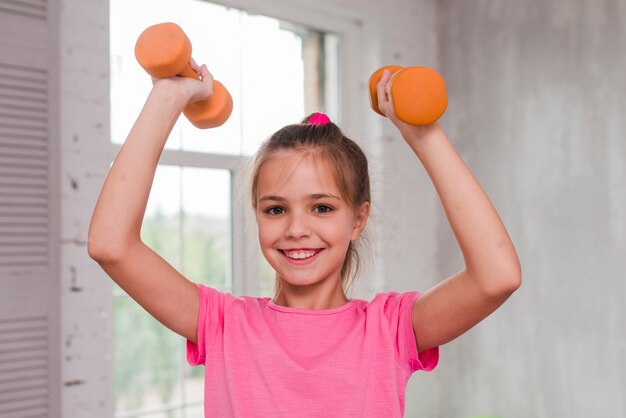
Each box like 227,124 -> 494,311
273,284 -> 349,310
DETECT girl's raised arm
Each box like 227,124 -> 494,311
87,63 -> 214,344
376,70 -> 522,353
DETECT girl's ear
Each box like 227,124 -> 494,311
351,201 -> 370,241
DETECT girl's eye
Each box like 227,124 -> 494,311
266,206 -> 285,216
314,205 -> 333,214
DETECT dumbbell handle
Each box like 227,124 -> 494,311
177,64 -> 199,80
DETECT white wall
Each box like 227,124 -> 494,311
58,0 -> 114,416
436,0 -> 626,417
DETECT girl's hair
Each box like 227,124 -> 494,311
251,113 -> 371,300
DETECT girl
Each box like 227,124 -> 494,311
88,60 -> 521,417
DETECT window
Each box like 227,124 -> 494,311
112,166 -> 229,418
110,0 -> 339,416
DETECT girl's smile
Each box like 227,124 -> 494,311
281,248 -> 324,263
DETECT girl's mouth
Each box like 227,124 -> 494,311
280,249 -> 323,263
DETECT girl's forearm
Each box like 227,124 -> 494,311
88,82 -> 187,257
405,123 -> 521,292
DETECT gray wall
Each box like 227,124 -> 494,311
432,0 -> 626,416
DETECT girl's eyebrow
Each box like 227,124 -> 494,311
259,193 -> 341,202
310,193 -> 341,200
258,195 -> 285,202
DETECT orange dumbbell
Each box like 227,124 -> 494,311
134,22 -> 233,129
368,65 -> 447,125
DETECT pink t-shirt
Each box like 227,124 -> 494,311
187,283 -> 439,417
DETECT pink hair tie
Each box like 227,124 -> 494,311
308,112 -> 331,125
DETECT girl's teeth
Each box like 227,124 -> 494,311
286,250 -> 316,259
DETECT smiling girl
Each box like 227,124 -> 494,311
88,62 -> 521,417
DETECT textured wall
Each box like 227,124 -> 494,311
435,0 -> 626,416
59,0 -> 114,416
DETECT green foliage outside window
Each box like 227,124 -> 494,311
114,208 -> 228,416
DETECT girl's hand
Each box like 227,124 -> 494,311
152,57 -> 214,105
375,69 -> 439,141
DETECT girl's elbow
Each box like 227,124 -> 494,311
481,266 -> 522,300
505,273 -> 522,296
87,238 -> 117,262
498,266 -> 522,297
510,263 -> 523,290
87,234 -> 132,263
498,247 -> 522,294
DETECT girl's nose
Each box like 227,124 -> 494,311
285,212 -> 311,238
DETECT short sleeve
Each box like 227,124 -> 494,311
186,283 -> 234,366
383,291 -> 439,374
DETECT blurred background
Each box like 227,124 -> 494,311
0,0 -> 624,417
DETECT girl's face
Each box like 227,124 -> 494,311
255,151 -> 369,289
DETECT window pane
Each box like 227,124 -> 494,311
181,167 -> 231,290
179,9 -> 308,155
239,15 -> 306,154
176,2 -> 243,154
111,0 -> 338,156
141,166 -> 182,271
114,296 -> 183,414
137,164 -> 232,290
183,405 -> 205,418
183,366 -> 204,405
110,0 -> 183,150
110,0 -> 241,154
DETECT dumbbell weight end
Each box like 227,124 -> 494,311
368,65 -> 403,117
183,80 -> 233,129
135,22 -> 192,78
